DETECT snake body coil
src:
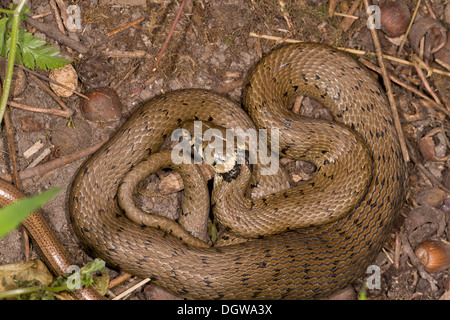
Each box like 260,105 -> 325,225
69,43 -> 407,299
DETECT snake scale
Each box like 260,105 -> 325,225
68,43 -> 407,299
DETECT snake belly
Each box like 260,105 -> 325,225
69,43 -> 407,299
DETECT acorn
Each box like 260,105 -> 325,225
81,87 -> 121,122
414,240 -> 450,273
380,1 -> 411,38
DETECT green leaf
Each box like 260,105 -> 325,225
0,187 -> 61,238
13,29 -> 71,70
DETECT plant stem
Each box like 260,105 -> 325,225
0,0 -> 27,125
0,283 -> 68,299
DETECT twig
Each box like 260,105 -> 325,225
102,49 -> 152,59
214,79 -> 244,94
412,55 -> 444,107
25,17 -> 89,54
406,139 -> 450,194
339,0 -> 360,31
108,273 -> 133,289
55,0 -> 77,33
112,278 -> 151,300
399,232 -> 439,292
248,32 -> 450,77
365,0 -> 409,163
7,100 -> 73,118
3,108 -> 31,261
423,0 -> 437,19
397,0 -> 422,55
29,73 -> 69,110
113,62 -> 140,91
279,1 -> 296,35
435,58 -> 450,71
333,12 -> 359,19
358,58 -> 450,117
152,0 -> 187,72
0,140 -> 106,183
107,17 -> 144,37
49,0 -> 65,34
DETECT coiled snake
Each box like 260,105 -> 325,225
68,43 -> 407,299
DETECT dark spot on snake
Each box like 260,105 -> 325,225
220,164 -> 241,183
314,84 -> 319,89
83,167 -> 89,176
324,159 -> 330,165
283,91 -> 288,97
208,115 -> 213,121
292,85 -> 298,91
272,77 -> 277,83
82,226 -> 90,232
321,150 -> 328,154
315,75 -> 320,80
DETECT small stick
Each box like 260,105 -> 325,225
412,56 -> 444,107
399,232 -> 438,292
152,0 -> 187,72
102,49 -> 152,59
394,232 -> 401,269
397,0 -> 422,55
339,0 -> 360,31
249,32 -> 450,77
279,1 -> 296,35
108,272 -> 133,289
358,58 -> 450,117
113,62 -> 140,91
0,140 -> 106,183
406,139 -> 450,194
49,0 -> 65,34
55,0 -> 77,33
363,0 -> 409,164
3,108 -> 30,261
7,100 -> 73,118
333,12 -> 359,19
107,17 -> 144,37
25,17 -> 89,54
112,278 -> 151,300
122,0 -> 187,98
29,73 -> 69,110
214,79 -> 244,94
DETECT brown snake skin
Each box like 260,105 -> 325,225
68,43 -> 407,299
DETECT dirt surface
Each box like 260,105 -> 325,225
0,0 -> 449,300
